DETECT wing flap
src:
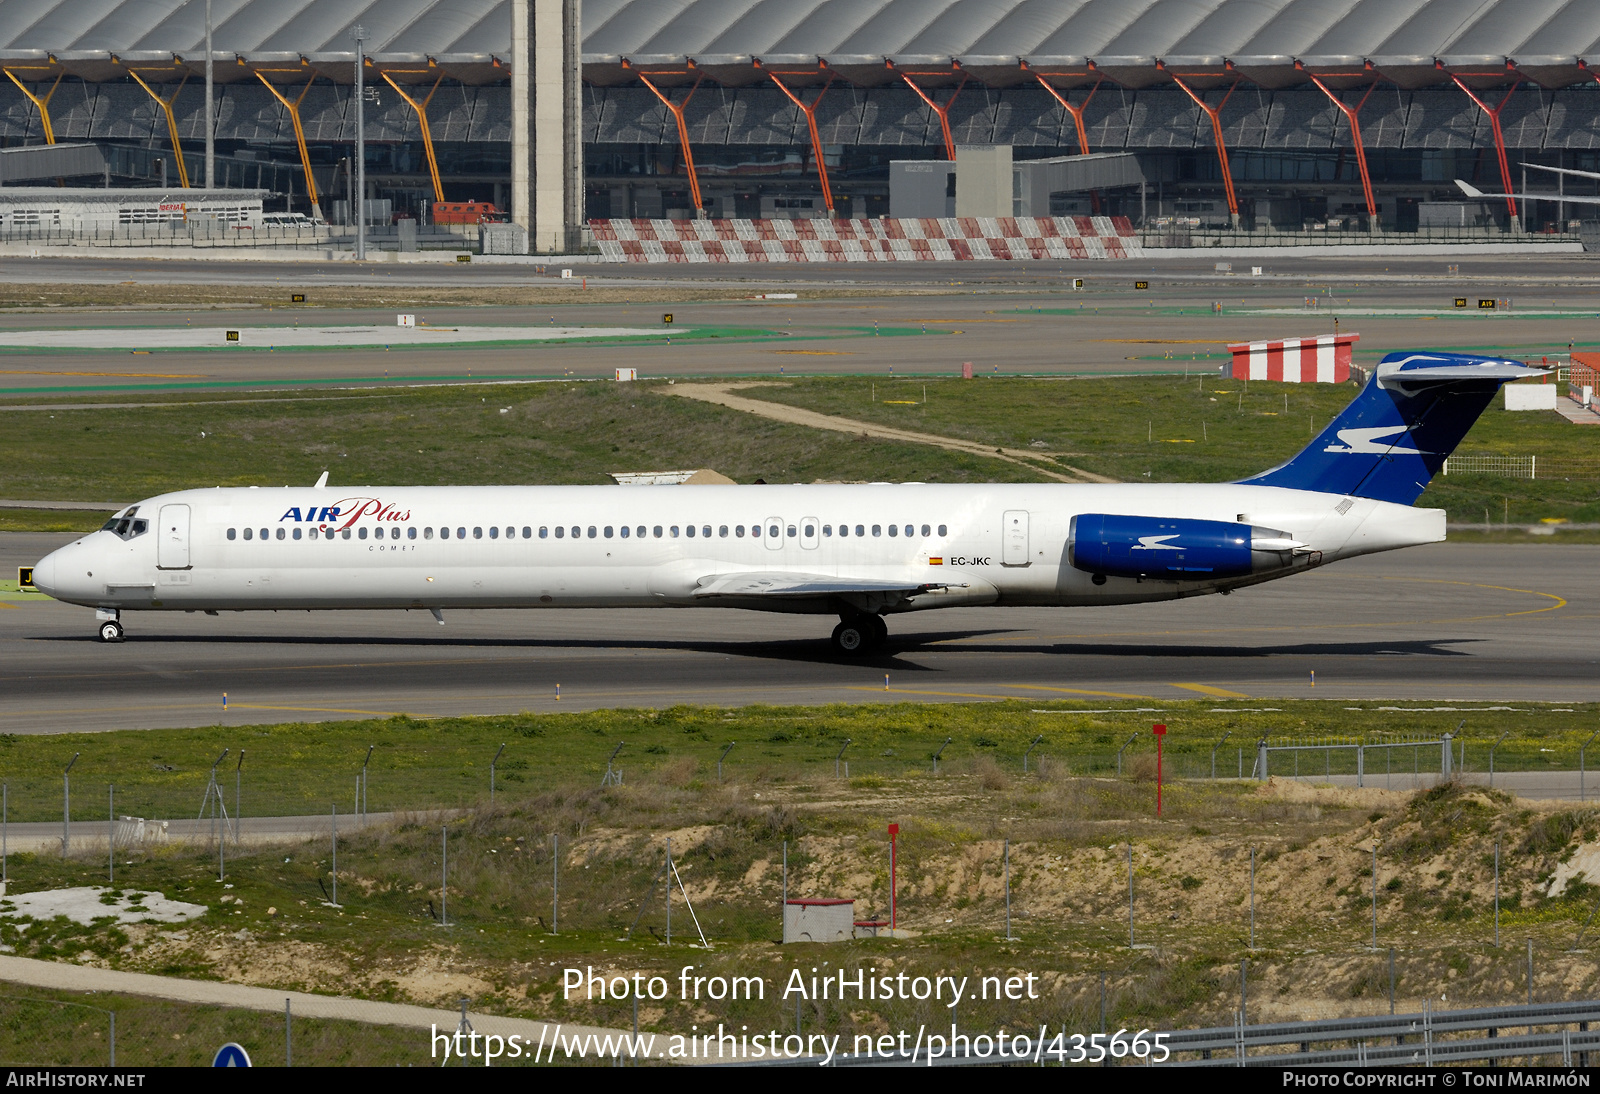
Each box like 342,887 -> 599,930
691,571 -> 955,599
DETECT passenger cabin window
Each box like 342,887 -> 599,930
227,528 -> 237,540
872,525 -> 881,537
604,526 -> 614,538
587,526 -> 597,539
522,526 -> 532,539
555,526 -> 564,539
409,527 -> 417,540
823,525 -> 832,537
293,528 -> 302,540
856,525 -> 866,537
570,526 -> 580,539
719,525 -> 729,537
735,525 -> 745,537
539,527 -> 547,538
921,524 -> 931,536
620,526 -> 630,538
425,527 -> 434,539
685,525 -> 695,538
653,526 -> 663,538
888,525 -> 898,537
260,527 -> 269,540
938,524 -> 948,536
459,527 -> 468,539
670,526 -> 679,538
474,527 -> 483,540
489,527 -> 499,539
358,528 -> 367,540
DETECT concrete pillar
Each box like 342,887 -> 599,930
563,0 -> 583,249
510,0 -> 530,242
532,0 -> 566,253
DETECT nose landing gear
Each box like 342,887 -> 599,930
830,613 -> 888,656
95,609 -> 123,643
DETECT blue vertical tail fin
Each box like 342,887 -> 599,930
1237,352 -> 1547,504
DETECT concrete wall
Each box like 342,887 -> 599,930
889,160 -> 952,218
954,144 -> 1011,218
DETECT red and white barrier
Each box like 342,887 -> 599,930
1227,333 -> 1358,383
589,216 -> 1140,263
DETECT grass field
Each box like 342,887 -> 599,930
0,374 -> 1592,529
0,700 -> 1593,825
3,702 -> 1600,1053
751,375 -> 1600,525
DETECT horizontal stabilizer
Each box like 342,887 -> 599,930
1454,179 -> 1486,199
692,571 -> 952,599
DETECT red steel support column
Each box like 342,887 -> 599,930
1446,71 -> 1520,223
1164,68 -> 1239,222
1300,68 -> 1379,219
635,70 -> 705,216
897,69 -> 968,161
1034,74 -> 1101,154
767,69 -> 836,216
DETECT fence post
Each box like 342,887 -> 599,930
1494,839 -> 1501,947
1003,838 -> 1012,940
1211,731 -> 1232,779
490,743 -> 505,804
1116,734 -> 1138,776
1256,739 -> 1269,780
552,832 -> 559,934
933,737 -> 951,775
329,805 -> 335,904
285,998 -> 292,1067
1441,733 -> 1453,780
62,752 -> 78,856
441,826 -> 448,927
1023,734 -> 1043,774
1357,745 -> 1364,788
718,741 -> 736,782
1126,843 -> 1134,947
1490,732 -> 1508,788
108,786 -> 114,884
235,750 -> 245,845
1528,938 -> 1534,1005
1583,731 -> 1598,802
1249,846 -> 1256,949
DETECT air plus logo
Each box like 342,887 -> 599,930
279,496 -> 411,532
1324,425 -> 1431,455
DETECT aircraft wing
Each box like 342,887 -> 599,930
1456,179 -> 1600,205
691,571 -> 957,599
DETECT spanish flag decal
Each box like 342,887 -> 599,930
929,557 -> 943,565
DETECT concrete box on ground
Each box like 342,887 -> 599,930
480,223 -> 529,255
784,899 -> 853,943
1506,384 -> 1557,410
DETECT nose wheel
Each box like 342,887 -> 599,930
98,620 -> 124,643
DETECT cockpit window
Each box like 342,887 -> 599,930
101,517 -> 149,541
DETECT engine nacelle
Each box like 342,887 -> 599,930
1069,513 -> 1304,581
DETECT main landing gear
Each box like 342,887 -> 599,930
830,613 -> 888,656
96,610 -> 123,643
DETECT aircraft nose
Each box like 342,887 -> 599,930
30,551 -> 57,595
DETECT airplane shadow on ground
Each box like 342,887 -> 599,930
32,630 -> 1480,670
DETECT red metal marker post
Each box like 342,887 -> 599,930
888,823 -> 900,930
1153,724 -> 1167,815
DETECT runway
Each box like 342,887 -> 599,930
0,252 -> 1597,395
3,534 -> 1594,734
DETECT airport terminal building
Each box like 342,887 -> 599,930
2,0 -> 1600,247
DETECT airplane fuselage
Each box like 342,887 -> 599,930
31,481 -> 1443,619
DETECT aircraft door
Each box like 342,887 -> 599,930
1002,510 -> 1030,566
764,517 -> 784,550
157,504 -> 191,569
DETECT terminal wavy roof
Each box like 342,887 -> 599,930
1,0 -> 1597,87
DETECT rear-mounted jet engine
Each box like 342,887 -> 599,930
1068,513 -> 1307,582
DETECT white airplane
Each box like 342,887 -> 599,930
30,351 -> 1539,655
1455,162 -> 1600,206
